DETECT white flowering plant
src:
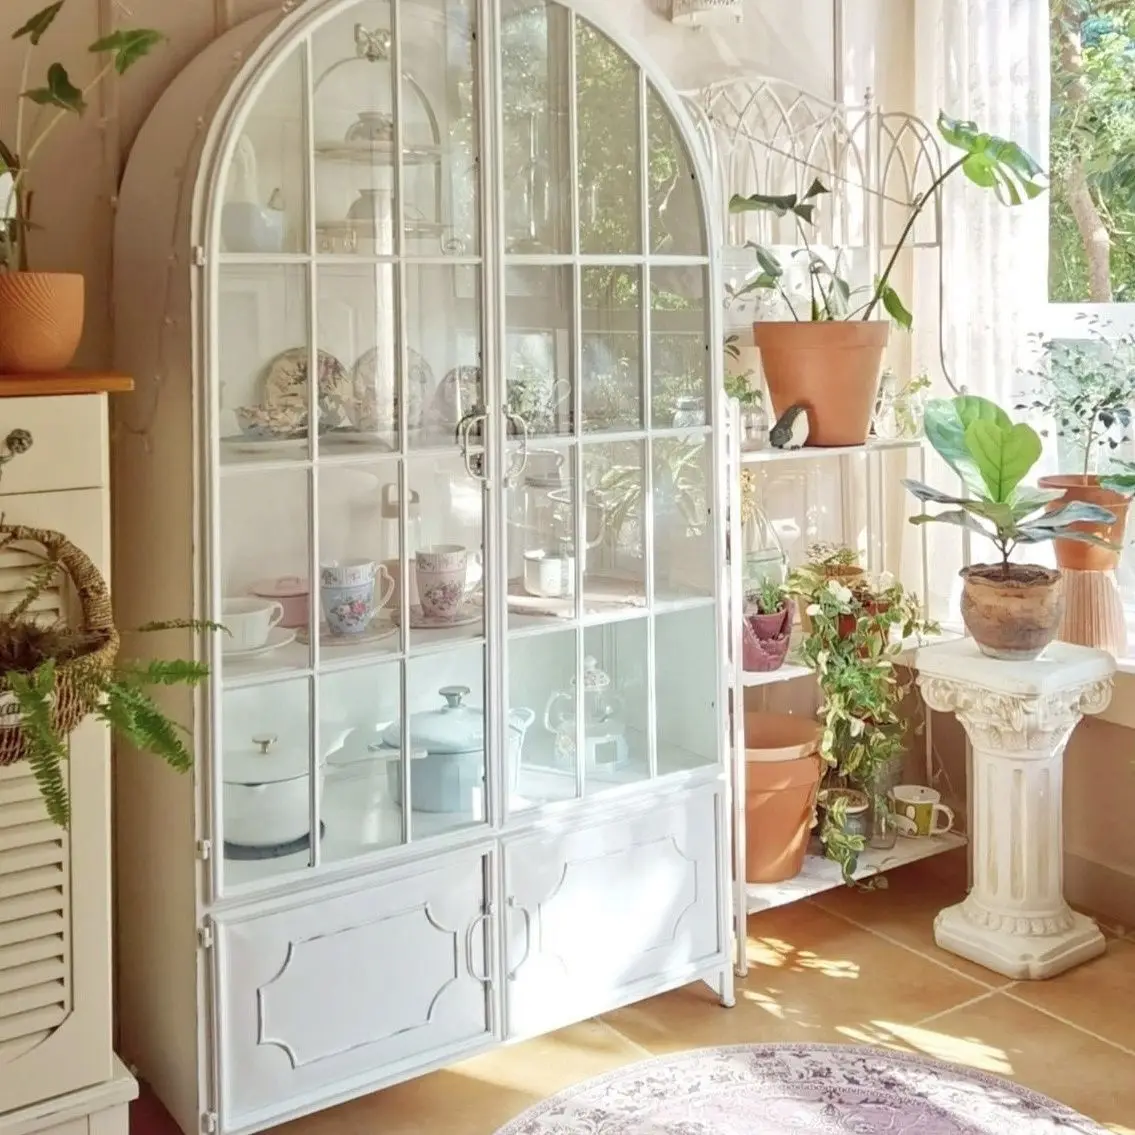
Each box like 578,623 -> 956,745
785,569 -> 938,883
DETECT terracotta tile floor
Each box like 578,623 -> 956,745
132,851 -> 1135,1135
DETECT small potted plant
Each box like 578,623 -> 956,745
730,114 -> 1045,447
904,395 -> 1117,660
789,572 -> 936,883
788,542 -> 863,633
0,7 -> 163,372
741,576 -> 793,672
1017,319 -> 1135,571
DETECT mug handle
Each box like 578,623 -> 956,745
375,563 -> 396,608
268,602 -> 284,628
931,803 -> 955,835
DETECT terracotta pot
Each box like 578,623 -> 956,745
960,564 -> 1064,661
0,272 -> 84,373
1037,475 -> 1129,571
753,321 -> 890,447
743,712 -> 823,883
836,599 -> 888,643
798,564 -> 864,634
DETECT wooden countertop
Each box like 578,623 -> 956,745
0,373 -> 135,397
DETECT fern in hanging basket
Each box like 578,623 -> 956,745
0,523 -> 217,827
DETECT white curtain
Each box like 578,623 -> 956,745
913,0 -> 1051,618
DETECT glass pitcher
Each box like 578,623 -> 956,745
542,656 -> 629,770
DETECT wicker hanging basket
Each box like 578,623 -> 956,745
0,524 -> 119,766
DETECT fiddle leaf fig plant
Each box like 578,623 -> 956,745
1,3 -> 165,271
903,395 -> 1118,579
727,112 -> 1045,334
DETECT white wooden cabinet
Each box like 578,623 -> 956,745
0,394 -> 120,1117
505,789 -> 724,1039
112,3 -> 733,1133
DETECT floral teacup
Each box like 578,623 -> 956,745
415,545 -> 468,621
320,561 -> 393,635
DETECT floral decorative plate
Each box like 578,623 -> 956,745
429,365 -> 484,430
261,347 -> 352,430
350,346 -> 434,432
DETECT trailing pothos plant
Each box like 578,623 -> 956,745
784,567 -> 937,885
1,3 -> 164,271
728,113 -> 1046,336
903,395 -> 1118,577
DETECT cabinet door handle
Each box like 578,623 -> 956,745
504,411 -> 530,488
508,897 -> 532,981
464,909 -> 491,984
456,409 -> 488,482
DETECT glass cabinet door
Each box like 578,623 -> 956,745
212,0 -> 490,892
208,0 -> 720,891
504,2 -> 719,813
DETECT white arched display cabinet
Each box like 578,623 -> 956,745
112,2 -> 732,1133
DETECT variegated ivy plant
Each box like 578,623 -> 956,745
1,2 -> 164,271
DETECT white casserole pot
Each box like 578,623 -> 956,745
223,733 -> 322,848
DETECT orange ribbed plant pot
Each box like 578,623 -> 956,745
1037,475 -> 1129,571
0,272 -> 85,373
753,321 -> 890,447
1058,568 -> 1128,657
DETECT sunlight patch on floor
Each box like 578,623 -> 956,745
746,936 -> 861,979
859,1021 -> 1014,1076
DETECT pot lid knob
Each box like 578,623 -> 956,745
252,734 -> 278,754
580,657 -> 611,691
438,685 -> 470,709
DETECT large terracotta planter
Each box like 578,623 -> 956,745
743,712 -> 822,884
1037,475 -> 1129,571
0,272 -> 85,373
960,564 -> 1064,661
753,321 -> 890,447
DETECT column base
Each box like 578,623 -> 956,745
934,901 -> 1106,980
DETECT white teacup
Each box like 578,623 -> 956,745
523,549 -> 575,598
223,597 -> 284,653
416,545 -> 468,621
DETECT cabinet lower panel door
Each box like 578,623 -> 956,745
504,788 -> 724,1040
212,851 -> 492,1132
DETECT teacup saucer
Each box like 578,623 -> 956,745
222,627 -> 297,661
394,604 -> 482,629
298,619 -> 399,647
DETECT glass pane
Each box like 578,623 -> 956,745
401,0 -> 479,256
403,644 -> 488,836
219,469 -> 311,682
576,19 -> 641,255
317,263 -> 398,454
220,48 -> 306,254
218,265 -> 312,465
317,462 -> 402,661
404,454 -> 485,646
501,0 -> 572,253
312,5 -> 395,256
506,267 -> 573,439
583,620 -> 649,793
583,440 -> 646,609
647,86 -> 703,256
406,264 -> 481,448
506,441 -> 577,628
654,435 -> 713,602
321,661 -> 403,863
220,678 -> 314,887
511,628 -> 578,807
651,266 -> 710,429
581,267 -> 642,433
655,607 -> 718,775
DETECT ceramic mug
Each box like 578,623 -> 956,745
320,561 -> 394,636
523,549 -> 575,598
415,545 -> 468,621
222,597 -> 284,652
890,785 -> 955,838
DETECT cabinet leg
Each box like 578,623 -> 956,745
704,965 -> 735,1008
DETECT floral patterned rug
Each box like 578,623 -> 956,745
493,1044 -> 1105,1134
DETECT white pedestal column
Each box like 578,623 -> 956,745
915,640 -> 1115,981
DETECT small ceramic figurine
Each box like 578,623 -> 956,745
770,404 -> 810,450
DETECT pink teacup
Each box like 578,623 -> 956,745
415,545 -> 467,621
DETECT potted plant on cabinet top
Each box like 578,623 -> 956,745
0,5 -> 163,372
1017,319 -> 1135,572
729,114 -> 1045,448
903,395 -> 1118,660
786,567 -> 936,883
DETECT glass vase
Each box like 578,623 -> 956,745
739,403 -> 769,451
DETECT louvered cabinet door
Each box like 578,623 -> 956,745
0,488 -> 112,1111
